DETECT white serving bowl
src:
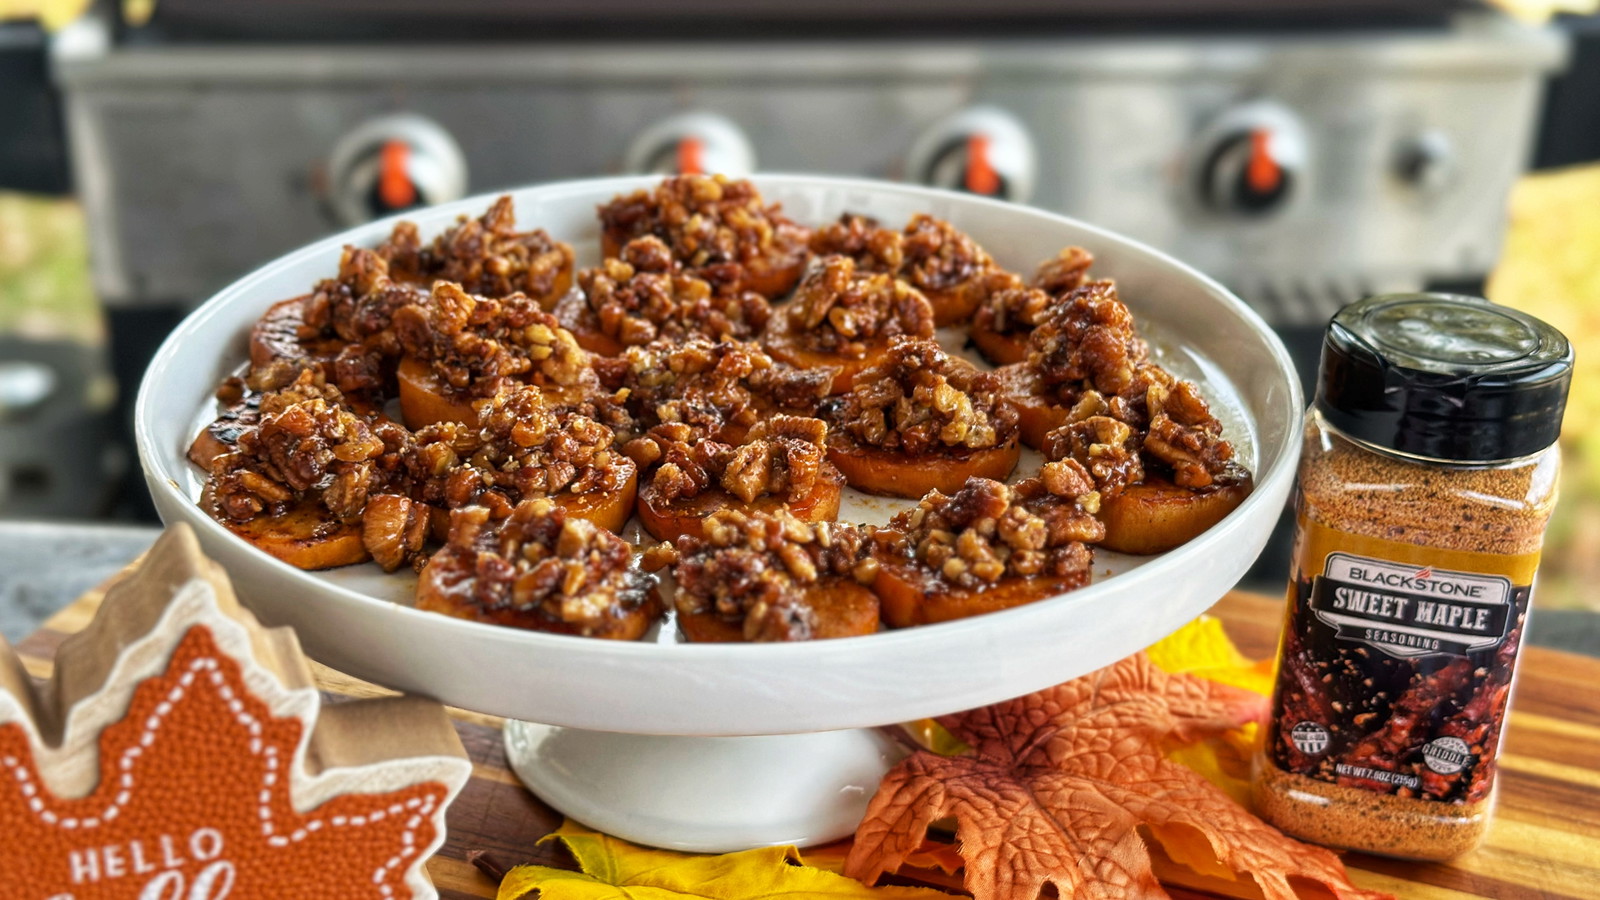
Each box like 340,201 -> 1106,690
137,175 -> 1301,737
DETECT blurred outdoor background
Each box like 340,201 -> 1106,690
1,0 -> 1598,642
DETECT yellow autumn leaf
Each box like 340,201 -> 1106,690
498,821 -> 955,900
1147,615 -> 1272,805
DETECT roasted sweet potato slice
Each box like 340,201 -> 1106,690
417,563 -> 661,640
636,467 -> 843,544
202,488 -> 368,571
762,314 -> 889,394
874,561 -> 1081,628
827,440 -> 1020,499
676,581 -> 880,642
397,355 -> 479,429
993,362 -> 1070,450
1096,473 -> 1252,555
969,321 -> 1030,366
555,468 -> 639,534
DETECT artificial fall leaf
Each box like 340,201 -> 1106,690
497,821 -> 952,900
1146,616 -> 1276,805
844,652 -> 1392,900
0,625 -> 453,898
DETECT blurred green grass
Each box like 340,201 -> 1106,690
0,191 -> 102,344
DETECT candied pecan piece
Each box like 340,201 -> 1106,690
597,175 -> 810,296
616,337 -> 830,442
209,370 -> 392,523
900,213 -> 994,294
1027,279 -> 1149,397
826,337 -> 1017,454
410,384 -> 634,512
394,280 -> 589,399
361,493 -> 430,573
418,498 -> 660,639
781,256 -> 935,357
808,213 -> 904,274
672,509 -> 871,642
382,195 -> 575,302
566,239 -> 770,350
880,473 -> 1101,590
1142,376 -> 1237,489
1031,245 -> 1095,296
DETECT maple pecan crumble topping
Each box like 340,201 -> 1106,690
826,337 -> 1018,454
878,468 -> 1102,589
429,499 -> 657,637
780,256 -> 935,356
410,384 -> 633,516
641,416 -> 832,505
597,174 -> 808,279
567,236 -> 770,347
393,281 -> 588,399
380,195 -> 573,302
672,509 -> 875,642
210,369 -> 410,523
808,213 -> 904,274
609,337 -> 833,441
901,213 -> 994,295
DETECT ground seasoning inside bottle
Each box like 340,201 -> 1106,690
1253,293 -> 1572,860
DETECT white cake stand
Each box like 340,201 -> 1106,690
136,175 -> 1302,852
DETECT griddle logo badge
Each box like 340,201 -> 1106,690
1309,553 -> 1512,658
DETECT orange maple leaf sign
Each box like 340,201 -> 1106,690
0,625 -> 452,900
845,653 -> 1392,900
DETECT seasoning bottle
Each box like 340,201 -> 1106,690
1253,293 -> 1572,860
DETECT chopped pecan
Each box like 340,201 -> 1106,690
879,472 -> 1100,589
209,369 -> 395,523
808,213 -> 904,274
825,337 -> 1018,453
410,384 -> 633,512
381,195 -> 574,301
673,509 -> 869,642
1027,280 -> 1149,398
597,175 -> 810,290
1031,246 -> 1095,296
616,337 -> 831,441
426,498 -> 657,637
361,493 -> 430,572
393,280 -> 589,399
644,415 -> 830,505
900,213 -> 994,294
782,256 -> 935,356
571,238 -> 770,347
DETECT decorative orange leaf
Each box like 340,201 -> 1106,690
844,652 -> 1392,900
0,624 -> 454,899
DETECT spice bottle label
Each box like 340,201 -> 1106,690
1267,516 -> 1538,804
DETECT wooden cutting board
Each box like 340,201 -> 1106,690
13,579 -> 1598,900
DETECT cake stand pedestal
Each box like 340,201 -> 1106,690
503,722 -> 905,852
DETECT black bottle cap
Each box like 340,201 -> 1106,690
1315,293 -> 1572,463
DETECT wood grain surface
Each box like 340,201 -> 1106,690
13,580 -> 1599,900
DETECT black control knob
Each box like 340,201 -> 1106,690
326,114 -> 467,226
908,108 -> 1035,204
1191,103 -> 1307,218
